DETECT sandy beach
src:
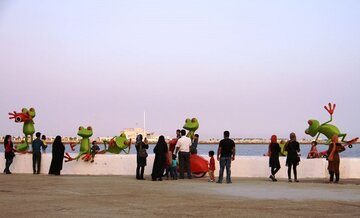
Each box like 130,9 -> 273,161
1,174 -> 360,217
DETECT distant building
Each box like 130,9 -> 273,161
123,128 -> 159,143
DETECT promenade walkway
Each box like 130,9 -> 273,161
1,174 -> 360,217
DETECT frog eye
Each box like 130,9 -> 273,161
22,108 -> 28,113
79,126 -> 83,131
29,108 -> 34,112
191,118 -> 197,122
87,126 -> 92,131
185,118 -> 191,123
308,120 -> 313,125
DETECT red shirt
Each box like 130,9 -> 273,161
5,142 -> 13,153
209,156 -> 215,171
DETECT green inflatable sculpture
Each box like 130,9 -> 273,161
183,118 -> 199,140
102,133 -> 131,154
65,126 -> 93,162
8,108 -> 36,152
305,103 -> 358,146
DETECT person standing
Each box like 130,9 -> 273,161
32,132 -> 45,174
135,134 -> 148,180
268,135 -> 281,182
169,129 -> 181,154
48,136 -> 65,175
190,134 -> 199,154
176,129 -> 181,139
216,131 -> 235,184
208,150 -> 215,182
170,154 -> 178,180
327,135 -> 345,183
41,135 -> 48,153
175,129 -> 192,179
3,135 -> 15,174
284,132 -> 300,182
151,136 -> 168,181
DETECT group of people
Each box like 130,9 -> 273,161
4,130 -> 346,184
3,132 -> 66,175
267,132 -> 345,183
135,129 -> 236,184
3,132 -> 103,175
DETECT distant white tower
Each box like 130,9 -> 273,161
143,111 -> 146,137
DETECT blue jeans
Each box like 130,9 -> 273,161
4,158 -> 13,173
218,157 -> 232,183
170,166 -> 177,179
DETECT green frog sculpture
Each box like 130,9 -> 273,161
305,103 -> 358,146
8,108 -> 36,152
183,118 -> 199,140
65,126 -> 93,162
102,133 -> 131,154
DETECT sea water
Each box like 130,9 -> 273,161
1,143 -> 359,157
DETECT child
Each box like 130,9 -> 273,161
307,141 -> 319,159
208,150 -> 215,182
170,154 -> 178,180
165,150 -> 173,180
41,135 -> 48,152
90,141 -> 100,163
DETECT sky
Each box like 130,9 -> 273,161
0,0 -> 359,140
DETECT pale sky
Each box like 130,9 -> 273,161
0,0 -> 359,140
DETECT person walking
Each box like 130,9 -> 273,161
216,131 -> 235,184
151,135 -> 168,181
3,135 -> 15,174
175,129 -> 192,179
48,136 -> 65,175
135,134 -> 148,180
32,132 -> 45,174
284,132 -> 300,182
327,135 -> 345,183
268,135 -> 281,182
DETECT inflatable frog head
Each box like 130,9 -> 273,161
305,120 -> 320,137
183,118 -> 199,132
77,126 -> 93,138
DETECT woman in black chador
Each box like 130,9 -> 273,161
285,132 -> 300,182
268,135 -> 281,182
49,136 -> 65,175
151,136 -> 168,181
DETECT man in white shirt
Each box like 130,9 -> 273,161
175,129 -> 192,179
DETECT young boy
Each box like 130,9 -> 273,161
170,154 -> 178,180
41,135 -> 48,152
208,150 -> 215,182
90,141 -> 100,163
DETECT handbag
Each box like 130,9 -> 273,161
138,143 -> 148,158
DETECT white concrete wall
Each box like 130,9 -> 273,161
1,153 -> 359,178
